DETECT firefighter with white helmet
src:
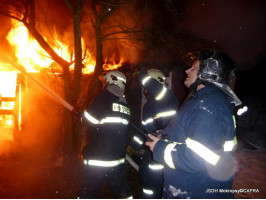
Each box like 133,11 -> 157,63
101,70 -> 127,90
130,68 -> 179,198
79,70 -> 132,199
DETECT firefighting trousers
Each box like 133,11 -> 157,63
79,163 -> 132,199
139,149 -> 163,199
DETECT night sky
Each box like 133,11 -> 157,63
178,0 -> 266,68
0,0 -> 265,69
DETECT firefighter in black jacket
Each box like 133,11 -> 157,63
80,70 -> 133,199
135,69 -> 179,198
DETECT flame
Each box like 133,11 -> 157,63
6,20 -> 123,74
0,19 -> 124,142
6,23 -> 52,72
103,57 -> 124,71
0,72 -> 17,97
0,72 -> 17,141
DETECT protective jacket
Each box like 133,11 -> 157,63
80,85 -> 132,199
131,77 -> 179,147
134,75 -> 179,199
153,86 -> 237,199
142,78 -> 179,132
82,86 -> 131,162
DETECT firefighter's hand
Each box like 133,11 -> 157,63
145,134 -> 160,152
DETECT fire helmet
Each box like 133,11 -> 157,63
192,49 -> 241,106
197,50 -> 235,85
102,71 -> 126,90
147,69 -> 166,85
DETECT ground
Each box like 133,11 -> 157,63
0,139 -> 266,199
233,149 -> 266,199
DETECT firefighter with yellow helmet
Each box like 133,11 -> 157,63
132,68 -> 179,198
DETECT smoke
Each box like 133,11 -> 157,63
19,73 -> 64,152
87,2 -> 144,64
0,140 -> 13,156
0,74 -> 64,173
0,74 -> 66,198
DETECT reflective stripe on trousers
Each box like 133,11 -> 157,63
84,158 -> 125,167
148,164 -> 164,170
143,188 -> 154,195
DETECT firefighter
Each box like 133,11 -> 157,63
134,69 -> 179,198
79,70 -> 133,199
146,49 -> 241,198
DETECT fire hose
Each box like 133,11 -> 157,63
12,64 -> 140,171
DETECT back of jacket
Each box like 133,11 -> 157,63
82,89 -> 131,161
130,77 -> 179,150
142,77 -> 179,133
153,86 -> 236,198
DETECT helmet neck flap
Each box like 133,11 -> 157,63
188,51 -> 242,107
188,77 -> 242,106
106,84 -> 127,104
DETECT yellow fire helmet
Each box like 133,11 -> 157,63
147,69 -> 166,85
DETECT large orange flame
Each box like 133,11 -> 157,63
5,20 -> 123,74
0,20 -> 124,142
7,22 -> 51,72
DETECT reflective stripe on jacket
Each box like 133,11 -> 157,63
82,88 -> 131,161
153,86 -> 236,199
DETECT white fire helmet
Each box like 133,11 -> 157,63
147,69 -> 166,85
102,71 -> 126,90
